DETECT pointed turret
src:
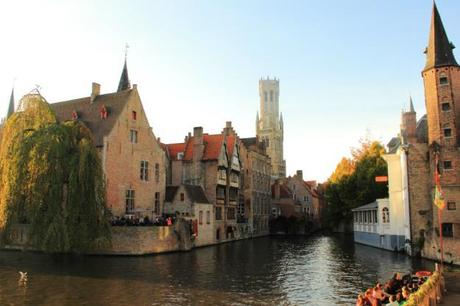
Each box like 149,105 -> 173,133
409,96 -> 415,113
7,88 -> 14,118
424,2 -> 459,71
117,59 -> 131,92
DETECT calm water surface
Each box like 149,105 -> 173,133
0,234 -> 433,306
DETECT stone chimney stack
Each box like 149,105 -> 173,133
296,170 -> 303,180
223,121 -> 235,136
193,127 -> 204,162
91,82 -> 101,103
400,100 -> 417,144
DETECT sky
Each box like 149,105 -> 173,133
1,0 -> 460,182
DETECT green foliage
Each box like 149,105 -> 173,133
323,139 -> 388,228
0,93 -> 110,252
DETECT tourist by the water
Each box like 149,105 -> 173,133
356,294 -> 365,306
385,295 -> 398,306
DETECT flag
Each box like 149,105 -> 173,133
433,154 -> 446,210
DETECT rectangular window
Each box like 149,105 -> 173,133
227,207 -> 235,220
155,163 -> 160,182
130,130 -> 138,143
216,187 -> 225,199
441,103 -> 451,111
447,201 -> 456,211
444,128 -> 452,138
440,76 -> 449,86
140,161 -> 149,181
180,193 -> 185,202
442,223 -> 453,237
199,211 -> 203,225
443,160 -> 453,170
215,207 -> 222,220
206,211 -> 210,224
125,189 -> 135,213
154,192 -> 160,214
132,111 -> 137,120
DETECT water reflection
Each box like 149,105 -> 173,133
0,234 -> 433,305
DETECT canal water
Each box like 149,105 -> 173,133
0,234 -> 433,306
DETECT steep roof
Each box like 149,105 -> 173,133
117,60 -> 131,92
166,143 -> 186,161
165,185 -> 210,204
424,2 -> 459,71
271,183 -> 293,199
182,134 -> 236,161
50,89 -> 133,147
7,88 -> 14,118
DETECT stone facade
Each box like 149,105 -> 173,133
271,180 -> 296,217
240,137 -> 272,236
286,171 -> 313,218
256,78 -> 286,179
51,82 -> 167,220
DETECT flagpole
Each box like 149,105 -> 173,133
438,207 -> 444,266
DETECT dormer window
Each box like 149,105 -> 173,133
72,110 -> 78,120
132,111 -> 137,120
439,74 -> 449,86
100,105 -> 108,119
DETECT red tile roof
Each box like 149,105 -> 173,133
166,143 -> 186,161
182,134 -> 236,161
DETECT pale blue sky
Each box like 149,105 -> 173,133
1,1 -> 459,181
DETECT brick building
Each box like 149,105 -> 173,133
389,3 -> 460,264
164,122 -> 243,242
240,136 -> 272,236
271,180 -> 296,218
50,61 -> 166,220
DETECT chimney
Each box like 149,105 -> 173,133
193,127 -> 204,161
91,82 -> 101,103
296,170 -> 303,180
223,121 -> 235,136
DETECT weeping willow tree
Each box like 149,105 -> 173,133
0,93 -> 110,253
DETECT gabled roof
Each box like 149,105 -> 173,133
166,143 -> 186,161
424,2 -> 459,71
271,183 -> 293,199
50,89 -> 133,147
165,184 -> 210,204
182,134 -> 236,161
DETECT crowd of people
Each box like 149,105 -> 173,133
110,215 -> 175,226
356,272 -> 430,306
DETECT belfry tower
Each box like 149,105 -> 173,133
256,77 -> 286,178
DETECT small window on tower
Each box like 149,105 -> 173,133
439,74 -> 449,86
443,160 -> 453,170
442,103 -> 451,111
444,128 -> 452,138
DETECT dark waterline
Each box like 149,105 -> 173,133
0,234 -> 433,306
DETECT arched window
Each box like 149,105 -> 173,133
382,207 -> 389,223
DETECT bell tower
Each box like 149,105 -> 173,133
256,77 -> 286,178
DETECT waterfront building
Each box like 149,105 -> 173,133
271,180 -> 296,217
286,171 -> 313,217
164,122 -> 244,243
50,60 -> 167,219
256,77 -> 286,179
240,136 -> 272,236
384,3 -> 460,264
164,184 -> 214,247
352,198 -> 406,251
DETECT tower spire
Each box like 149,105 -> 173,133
117,44 -> 131,92
409,96 -> 415,113
7,87 -> 14,118
424,2 -> 459,71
